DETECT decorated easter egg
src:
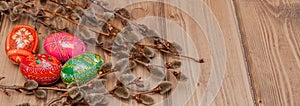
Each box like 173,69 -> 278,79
60,53 -> 104,85
44,32 -> 86,62
20,54 -> 62,85
5,25 -> 38,64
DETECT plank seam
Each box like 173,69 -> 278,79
0,14 -> 3,30
231,0 -> 258,106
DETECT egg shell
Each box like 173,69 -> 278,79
20,54 -> 62,85
5,25 -> 38,64
44,32 -> 86,62
60,53 -> 104,85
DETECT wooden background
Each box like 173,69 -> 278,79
0,0 -> 299,106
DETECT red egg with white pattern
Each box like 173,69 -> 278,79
5,25 -> 38,64
20,54 -> 62,85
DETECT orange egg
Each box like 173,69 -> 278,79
5,25 -> 38,64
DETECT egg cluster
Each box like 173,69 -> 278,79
5,25 -> 103,85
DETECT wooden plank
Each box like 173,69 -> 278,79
0,0 -> 254,105
202,0 -> 254,106
84,0 -> 254,105
97,0 -> 254,105
234,0 -> 300,105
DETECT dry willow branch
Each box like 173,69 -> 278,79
137,43 -> 203,63
0,80 -> 66,99
91,1 -> 204,63
46,69 -> 116,106
49,0 -> 122,33
42,8 -> 111,36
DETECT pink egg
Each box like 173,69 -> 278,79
44,32 -> 86,62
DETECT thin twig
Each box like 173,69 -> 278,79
43,9 -> 78,25
70,0 -> 90,9
22,12 -> 64,32
96,13 -> 122,31
51,0 -> 121,32
38,87 -> 67,92
42,9 -> 110,36
139,87 -> 160,95
0,85 -> 67,92
49,0 -> 68,8
100,47 -> 117,54
133,58 -> 165,69
94,2 -> 143,29
80,70 -> 115,86
0,85 -> 20,90
0,77 -> 5,81
46,70 -> 116,105
138,43 -> 202,63
45,92 -> 68,106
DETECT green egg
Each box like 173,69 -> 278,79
60,53 -> 104,85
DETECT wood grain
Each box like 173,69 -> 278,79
0,0 -> 256,106
203,0 -> 254,106
235,0 -> 300,105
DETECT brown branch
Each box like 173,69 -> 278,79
42,9 -> 110,36
0,85 -> 67,92
51,0 -> 121,32
46,92 -> 68,106
22,11 -> 64,32
70,0 -> 90,9
46,70 -> 115,105
0,77 -> 5,81
138,43 -> 202,63
96,13 -> 122,31
43,9 -> 78,25
80,70 -> 116,86
38,87 -> 67,92
49,0 -> 69,9
139,87 -> 161,95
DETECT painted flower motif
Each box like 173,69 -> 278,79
44,32 -> 86,62
60,41 -> 74,49
12,28 -> 33,49
46,33 -> 75,59
41,59 -> 52,68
